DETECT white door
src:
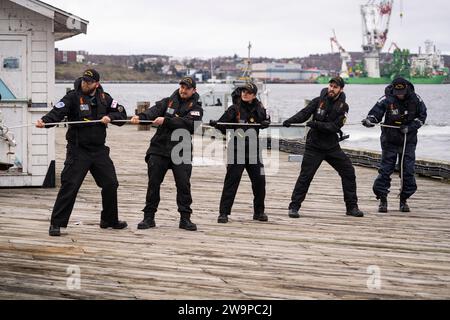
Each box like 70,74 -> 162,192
0,35 -> 27,100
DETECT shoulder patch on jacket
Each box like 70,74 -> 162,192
111,100 -> 118,109
55,101 -> 65,109
190,111 -> 201,117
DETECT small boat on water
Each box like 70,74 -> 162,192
200,43 -> 308,141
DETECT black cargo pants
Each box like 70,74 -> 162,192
51,144 -> 119,227
219,157 -> 266,216
289,147 -> 358,212
143,154 -> 193,218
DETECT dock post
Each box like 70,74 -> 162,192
135,101 -> 151,131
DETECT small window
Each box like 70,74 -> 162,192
3,57 -> 20,70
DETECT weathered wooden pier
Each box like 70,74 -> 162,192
0,126 -> 449,300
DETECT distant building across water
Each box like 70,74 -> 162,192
55,48 -> 86,64
252,63 -> 326,82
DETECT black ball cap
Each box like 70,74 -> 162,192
329,76 -> 345,88
392,77 -> 408,95
240,82 -> 258,94
179,76 -> 196,89
82,69 -> 100,82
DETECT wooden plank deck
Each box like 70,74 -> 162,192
0,125 -> 449,300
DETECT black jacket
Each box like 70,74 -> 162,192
217,98 -> 269,160
42,78 -> 127,148
285,88 -> 349,152
139,90 -> 203,159
367,80 -> 427,146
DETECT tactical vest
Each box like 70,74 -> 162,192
76,92 -> 108,121
66,91 -> 109,147
384,98 -> 418,127
313,99 -> 346,122
313,98 -> 348,140
235,101 -> 264,124
164,99 -> 194,120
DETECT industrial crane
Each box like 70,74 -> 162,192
387,42 -> 401,53
330,30 -> 352,79
361,0 -> 394,77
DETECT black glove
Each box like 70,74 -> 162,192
260,120 -> 270,129
413,119 -> 424,129
283,121 -> 291,128
209,120 -> 218,128
306,121 -> 318,129
362,118 -> 376,128
400,125 -> 409,134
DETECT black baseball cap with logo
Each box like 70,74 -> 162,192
392,77 -> 409,95
82,69 -> 100,82
329,76 -> 345,88
179,76 -> 196,89
240,82 -> 258,95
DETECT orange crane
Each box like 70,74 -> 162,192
330,30 -> 351,78
387,42 -> 401,53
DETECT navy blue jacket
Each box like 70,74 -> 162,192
367,80 -> 427,146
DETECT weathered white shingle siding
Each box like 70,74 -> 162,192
0,0 -> 55,105
0,0 -> 55,186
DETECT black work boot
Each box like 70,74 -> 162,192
100,220 -> 128,230
346,207 -> 365,218
138,214 -> 156,230
217,214 -> 229,224
379,197 -> 388,213
288,209 -> 300,219
179,213 -> 197,231
49,225 -> 61,237
253,213 -> 269,222
400,199 -> 411,213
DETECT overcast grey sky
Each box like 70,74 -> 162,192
45,0 -> 450,58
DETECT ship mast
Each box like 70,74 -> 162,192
241,41 -> 253,80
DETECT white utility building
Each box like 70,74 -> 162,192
0,0 -> 87,187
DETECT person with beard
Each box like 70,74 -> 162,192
362,77 -> 427,213
36,69 -> 128,236
283,77 -> 364,218
131,76 -> 203,231
209,82 -> 271,224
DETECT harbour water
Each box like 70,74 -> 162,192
56,83 -> 450,162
